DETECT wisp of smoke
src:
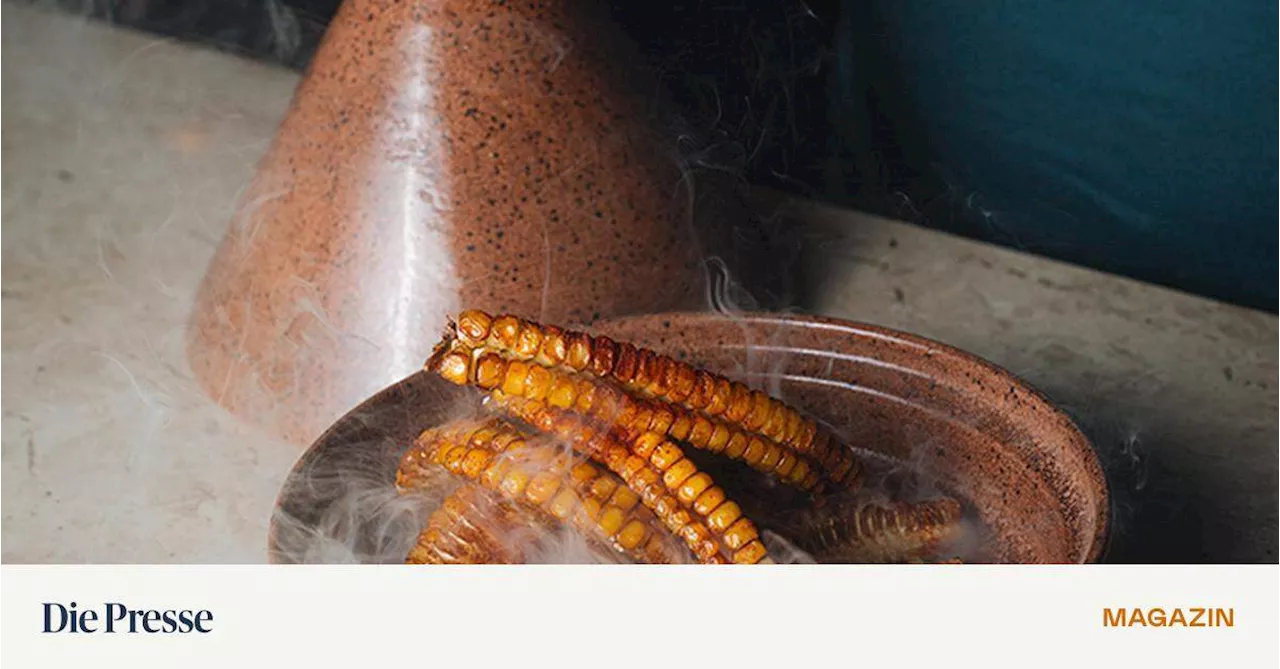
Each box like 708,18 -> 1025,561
270,434 -> 432,564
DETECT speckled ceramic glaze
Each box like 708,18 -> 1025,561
187,0 -> 708,446
270,312 -> 1109,564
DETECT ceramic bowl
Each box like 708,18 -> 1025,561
269,312 -> 1110,563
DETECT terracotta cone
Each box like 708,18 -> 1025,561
186,0 -> 711,445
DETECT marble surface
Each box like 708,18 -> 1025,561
3,3 -> 1275,563
789,200 -> 1278,563
2,5 -> 302,562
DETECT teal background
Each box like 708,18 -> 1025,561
832,2 -> 1277,311
60,0 -> 1277,310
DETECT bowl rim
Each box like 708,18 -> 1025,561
268,310 -> 1112,564
595,310 -> 1112,563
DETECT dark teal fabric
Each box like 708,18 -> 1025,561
836,2 -> 1277,311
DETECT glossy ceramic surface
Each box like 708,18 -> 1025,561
187,0 -> 709,446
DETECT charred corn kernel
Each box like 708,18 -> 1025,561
569,461 -> 598,484
669,364 -> 697,403
668,415 -> 694,441
480,457 -> 512,488
598,506 -> 626,536
734,540 -> 768,564
742,438 -> 766,466
688,372 -> 714,408
491,431 -> 523,452
707,501 -> 743,531
633,350 -> 657,388
677,473 -> 713,504
588,476 -> 618,501
639,355 -> 663,393
475,355 -> 505,389
542,378 -> 573,411
442,443 -> 470,471
774,451 -> 796,477
706,378 -> 733,415
610,342 -> 636,380
649,441 -> 684,470
669,512 -> 697,538
409,485 -> 539,565
759,443 -> 782,470
547,488 -> 579,520
723,433 -> 749,458
680,521 -> 712,547
572,380 -> 597,413
696,541 -> 724,562
536,327 -> 567,366
469,426 -> 498,447
645,353 -> 671,392
722,518 -> 759,550
501,360 -> 529,396
693,487 -> 726,517
599,443 -> 630,472
662,458 -> 698,489
405,536 -> 436,563
456,310 -> 492,347
657,502 -> 687,530
788,460 -> 810,485
460,449 -> 492,479
629,429 -> 670,460
524,472 -> 562,505
437,352 -> 472,385
589,336 -> 616,377
491,315 -> 521,348
629,404 -> 655,432
797,422 -> 817,454
565,333 -> 591,371
706,424 -> 731,453
424,439 -> 452,464
658,360 -> 682,398
724,386 -> 752,422
523,364 -> 553,401
783,411 -> 803,446
616,521 -> 648,549
688,417 -> 713,448
762,405 -> 787,441
608,486 -> 639,511
744,392 -> 771,430
500,469 -> 530,497
647,407 -> 675,436
515,323 -> 542,358
639,481 -> 664,506
630,465 -> 660,490
622,455 -> 650,481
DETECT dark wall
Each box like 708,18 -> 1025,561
51,0 -> 1278,312
832,1 -> 1278,313
54,0 -> 845,198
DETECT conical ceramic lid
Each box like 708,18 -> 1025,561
186,0 -> 710,445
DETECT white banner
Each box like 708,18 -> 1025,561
2,565 -> 1276,668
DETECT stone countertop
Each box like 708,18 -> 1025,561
3,3 -> 1275,563
788,200 -> 1277,563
